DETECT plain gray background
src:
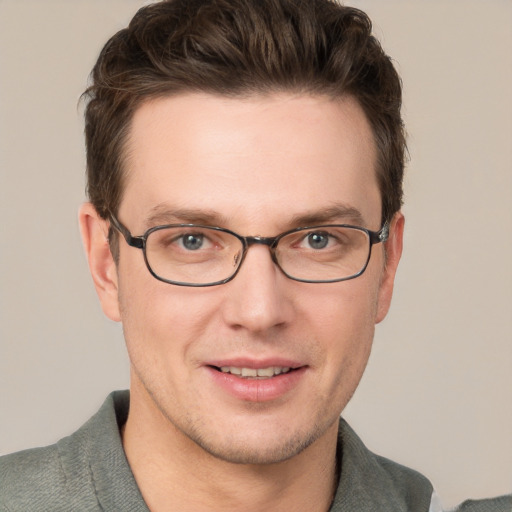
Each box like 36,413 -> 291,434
0,1 -> 511,508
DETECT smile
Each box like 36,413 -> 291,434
207,363 -> 307,401
218,366 -> 292,378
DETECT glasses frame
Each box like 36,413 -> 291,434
109,215 -> 389,287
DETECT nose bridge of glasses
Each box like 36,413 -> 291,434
240,236 -> 280,268
244,235 -> 278,248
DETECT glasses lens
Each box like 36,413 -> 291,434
145,226 -> 243,285
276,226 -> 370,282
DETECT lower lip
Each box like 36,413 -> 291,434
206,366 -> 307,402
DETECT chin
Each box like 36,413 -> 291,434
183,417 -> 334,466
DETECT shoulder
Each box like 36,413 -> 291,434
0,391 -> 132,512
452,495 -> 512,512
372,450 -> 432,494
331,418 -> 434,511
0,443 -> 68,510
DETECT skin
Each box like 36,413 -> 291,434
79,92 -> 404,512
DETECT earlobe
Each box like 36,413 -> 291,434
375,212 -> 405,324
78,203 -> 121,322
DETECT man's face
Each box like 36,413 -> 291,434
91,92 -> 402,464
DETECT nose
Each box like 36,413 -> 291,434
221,244 -> 293,333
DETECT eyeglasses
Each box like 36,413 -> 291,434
109,215 -> 389,287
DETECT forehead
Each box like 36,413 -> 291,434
121,92 -> 381,231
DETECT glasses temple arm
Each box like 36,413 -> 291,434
369,222 -> 389,244
109,215 -> 144,249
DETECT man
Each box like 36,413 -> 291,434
0,1 -> 510,511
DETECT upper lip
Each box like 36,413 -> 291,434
205,357 -> 305,370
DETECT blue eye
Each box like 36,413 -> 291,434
306,232 -> 329,249
181,234 -> 204,250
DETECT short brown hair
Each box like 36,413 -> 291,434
84,0 -> 405,227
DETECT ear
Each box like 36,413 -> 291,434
78,203 -> 121,322
375,212 -> 404,324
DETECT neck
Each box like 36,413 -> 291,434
122,384 -> 339,512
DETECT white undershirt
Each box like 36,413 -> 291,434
429,490 -> 445,512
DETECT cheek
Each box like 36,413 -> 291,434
120,286 -> 213,340
305,278 -> 380,387
116,257 -> 218,368
306,275 -> 381,340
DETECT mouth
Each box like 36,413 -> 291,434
205,362 -> 307,401
210,365 -> 296,379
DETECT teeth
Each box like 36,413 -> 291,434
219,366 -> 292,378
256,367 -> 274,377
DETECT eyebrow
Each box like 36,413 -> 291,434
143,204 -> 230,229
142,202 -> 366,231
289,204 -> 366,227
